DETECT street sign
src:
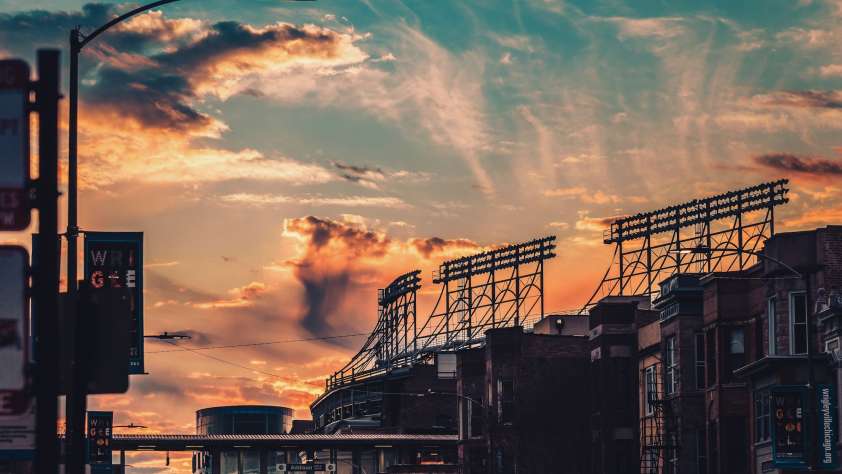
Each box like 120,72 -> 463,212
87,411 -> 112,465
277,464 -> 335,472
0,59 -> 30,230
0,246 -> 29,413
84,232 -> 144,374
817,384 -> 839,469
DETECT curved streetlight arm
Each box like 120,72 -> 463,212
677,245 -> 802,279
737,247 -> 802,279
75,0 -> 184,50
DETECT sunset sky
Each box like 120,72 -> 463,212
1,0 -> 841,470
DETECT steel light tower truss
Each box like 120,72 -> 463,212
582,179 -> 789,312
415,236 -> 557,354
324,237 -> 556,391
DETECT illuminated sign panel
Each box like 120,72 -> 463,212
0,60 -> 30,230
772,386 -> 807,468
87,411 -> 112,464
84,232 -> 144,374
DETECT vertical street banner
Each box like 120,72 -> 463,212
0,247 -> 34,460
772,386 -> 807,468
84,232 -> 144,374
0,59 -> 30,231
817,384 -> 839,469
86,411 -> 112,465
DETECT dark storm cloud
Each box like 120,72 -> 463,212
0,3 -> 115,53
1,3 -> 348,135
410,236 -> 479,258
754,153 -> 842,176
332,161 -> 385,177
154,21 -> 335,72
331,161 -> 386,187
288,216 -> 391,254
284,216 -> 390,339
85,67 -> 215,131
298,272 -> 353,337
763,90 -> 842,109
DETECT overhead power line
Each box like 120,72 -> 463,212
146,332 -> 369,354
158,339 -> 292,381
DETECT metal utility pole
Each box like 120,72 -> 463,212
33,49 -> 61,474
64,3 -> 182,473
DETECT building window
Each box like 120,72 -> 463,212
754,390 -> 771,442
790,292 -> 808,355
706,331 -> 716,386
826,337 -> 840,356
727,327 -> 746,378
767,297 -> 777,355
666,434 -> 679,474
497,377 -> 514,424
644,365 -> 657,416
664,336 -> 678,395
470,402 -> 483,437
695,333 -> 705,390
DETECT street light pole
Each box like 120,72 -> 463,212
64,4 -> 183,473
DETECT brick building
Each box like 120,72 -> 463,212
735,225 -> 842,473
456,316 -> 591,474
589,296 -> 657,474
644,274 -> 707,474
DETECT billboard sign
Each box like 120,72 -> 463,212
0,246 -> 34,460
0,59 -> 30,230
87,411 -> 112,464
772,386 -> 807,468
0,247 -> 29,413
84,232 -> 144,374
817,384 -> 839,469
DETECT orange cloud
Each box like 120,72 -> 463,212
783,206 -> 842,228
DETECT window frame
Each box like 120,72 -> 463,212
664,336 -> 678,395
497,377 -> 514,424
644,365 -> 657,416
695,333 -> 705,390
767,297 -> 777,356
789,291 -> 808,355
753,389 -> 771,443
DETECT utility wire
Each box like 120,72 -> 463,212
146,306 -> 586,355
146,332 -> 369,354
159,339 -> 292,381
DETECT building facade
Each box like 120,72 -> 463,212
455,316 -> 591,474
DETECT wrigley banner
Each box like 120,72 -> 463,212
817,384 -> 839,469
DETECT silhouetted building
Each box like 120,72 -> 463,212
589,296 -> 655,474
735,225 -> 842,473
456,319 -> 590,474
653,274 -> 707,474
193,405 -> 293,473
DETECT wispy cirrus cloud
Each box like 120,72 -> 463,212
543,186 -> 648,205
219,193 -> 409,209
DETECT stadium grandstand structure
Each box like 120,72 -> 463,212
312,180 -> 790,429
323,235 -> 557,392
